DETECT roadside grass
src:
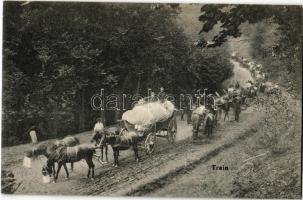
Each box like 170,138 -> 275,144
231,93 -> 301,198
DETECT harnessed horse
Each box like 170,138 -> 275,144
99,131 -> 140,167
42,144 -> 96,182
26,136 -> 80,171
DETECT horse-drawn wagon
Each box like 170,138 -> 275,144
122,111 -> 177,154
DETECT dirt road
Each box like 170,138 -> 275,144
1,104 -> 264,196
1,58 -> 267,196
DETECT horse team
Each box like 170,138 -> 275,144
190,54 -> 281,140
24,55 -> 280,183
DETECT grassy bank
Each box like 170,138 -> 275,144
231,92 -> 301,198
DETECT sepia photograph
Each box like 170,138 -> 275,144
1,1 -> 302,198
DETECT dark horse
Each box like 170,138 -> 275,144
100,131 -> 140,167
232,96 -> 242,122
217,99 -> 232,121
26,136 -> 80,171
42,144 -> 96,182
204,110 -> 215,137
191,106 -> 208,140
91,130 -> 109,163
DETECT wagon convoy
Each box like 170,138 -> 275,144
22,55 -> 279,183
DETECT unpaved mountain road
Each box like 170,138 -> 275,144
2,58 -> 265,196
1,105 -> 264,196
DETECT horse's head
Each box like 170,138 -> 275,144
42,164 -> 53,177
91,131 -> 100,143
91,131 -> 107,147
25,150 -> 33,158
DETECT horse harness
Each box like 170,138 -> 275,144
55,146 -> 80,163
112,131 -> 138,148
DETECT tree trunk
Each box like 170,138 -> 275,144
135,73 -> 141,95
79,88 -> 86,131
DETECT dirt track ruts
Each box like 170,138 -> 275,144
1,103 -> 264,196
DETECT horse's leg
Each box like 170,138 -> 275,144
226,108 -> 229,121
54,162 -> 63,183
52,164 -> 56,178
112,148 -> 118,167
116,150 -> 120,166
210,123 -> 213,136
114,150 -> 118,167
237,108 -> 240,122
223,105 -> 228,121
86,157 -> 95,180
91,158 -> 95,179
192,115 -> 199,140
133,145 -> 139,162
223,110 -> 227,121
205,121 -> 209,137
85,159 -> 91,179
181,109 -> 184,120
63,164 -> 69,180
70,162 -> 74,171
105,145 -> 108,162
85,158 -> 95,180
101,147 -> 104,162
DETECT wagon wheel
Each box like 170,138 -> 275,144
167,117 -> 177,144
145,132 -> 156,154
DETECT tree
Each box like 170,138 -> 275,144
198,5 -> 302,93
2,2 -> 233,146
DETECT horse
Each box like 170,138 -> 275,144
26,141 -> 57,158
55,136 -> 80,148
91,130 -> 109,163
217,98 -> 232,121
26,136 -> 80,171
232,96 -> 242,122
259,82 -> 266,93
99,131 -> 140,167
204,112 -> 215,137
191,105 -> 208,140
42,144 -> 96,182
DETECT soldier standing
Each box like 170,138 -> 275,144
28,126 -> 38,144
157,87 -> 166,103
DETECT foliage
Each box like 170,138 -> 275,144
198,5 -> 302,94
2,2 -> 232,146
1,170 -> 20,194
231,92 -> 301,198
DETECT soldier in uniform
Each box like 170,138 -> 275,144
157,87 -> 167,103
28,126 -> 38,144
149,91 -> 158,102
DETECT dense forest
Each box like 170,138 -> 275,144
198,5 -> 302,95
2,2 -> 233,146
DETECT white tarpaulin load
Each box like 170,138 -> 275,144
122,100 -> 175,127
